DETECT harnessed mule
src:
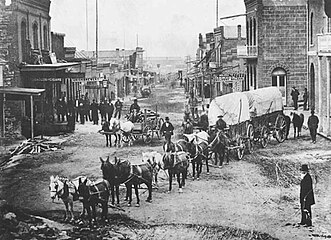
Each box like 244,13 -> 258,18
142,151 -> 164,187
49,175 -> 90,222
77,178 -> 110,224
162,152 -> 189,192
99,120 -> 120,147
208,130 -> 230,167
189,139 -> 210,179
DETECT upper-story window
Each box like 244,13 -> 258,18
253,18 -> 256,45
21,20 -> 27,60
32,23 -> 38,49
246,20 -> 249,45
43,25 -> 48,50
310,12 -> 314,45
327,18 -> 331,33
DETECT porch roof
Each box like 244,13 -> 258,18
19,62 -> 80,72
0,87 -> 45,96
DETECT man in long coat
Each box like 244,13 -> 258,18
300,164 -> 315,227
90,99 -> 99,125
307,109 -> 319,143
160,116 -> 174,142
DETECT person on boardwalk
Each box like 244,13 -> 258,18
104,99 -> 114,122
303,88 -> 309,111
307,109 -> 319,143
216,114 -> 227,132
114,98 -> 123,119
90,99 -> 99,125
299,164 -> 315,227
182,118 -> 193,134
291,86 -> 299,110
160,116 -> 174,142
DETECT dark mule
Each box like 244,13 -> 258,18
77,178 -> 110,224
189,139 -> 210,179
208,130 -> 229,167
163,140 -> 176,152
99,121 -> 119,147
100,156 -> 121,206
291,112 -> 304,138
101,157 -> 153,207
162,152 -> 189,192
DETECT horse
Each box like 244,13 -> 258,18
142,151 -> 164,187
101,157 -> 153,207
189,133 -> 210,179
49,175 -> 90,222
290,112 -> 304,138
162,151 -> 189,192
208,129 -> 230,167
77,178 -> 110,224
99,120 -> 120,147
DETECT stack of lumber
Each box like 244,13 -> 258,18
10,138 -> 62,156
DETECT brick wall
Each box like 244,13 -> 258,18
258,5 -> 307,103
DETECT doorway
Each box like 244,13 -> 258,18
271,67 -> 287,105
310,63 -> 315,110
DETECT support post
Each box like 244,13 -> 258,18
326,57 -> 331,136
2,93 -> 5,138
30,95 -> 34,139
318,56 -> 323,132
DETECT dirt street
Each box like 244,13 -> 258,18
1,83 -> 331,240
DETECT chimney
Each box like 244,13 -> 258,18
237,25 -> 242,40
116,48 -> 120,60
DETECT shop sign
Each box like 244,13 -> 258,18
33,78 -> 62,82
317,33 -> 331,56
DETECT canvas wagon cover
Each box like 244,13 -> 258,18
208,87 -> 283,126
243,87 -> 283,117
208,92 -> 250,126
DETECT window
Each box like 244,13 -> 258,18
253,18 -> 256,45
43,25 -> 48,50
32,23 -> 38,49
246,20 -> 249,45
21,21 -> 27,60
327,18 -> 331,33
249,18 -> 253,46
271,68 -> 286,87
310,12 -> 314,45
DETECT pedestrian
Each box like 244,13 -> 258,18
129,98 -> 140,122
114,98 -> 123,119
99,101 -> 106,122
83,96 -> 91,122
55,98 -> 64,122
198,111 -> 209,132
291,86 -> 300,110
216,114 -> 227,132
299,164 -> 315,227
182,117 -> 193,134
105,99 -> 114,121
160,116 -> 174,142
78,95 -> 85,124
303,88 -> 309,111
307,109 -> 319,143
90,99 -> 99,125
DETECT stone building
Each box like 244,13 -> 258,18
308,0 -> 331,136
239,0 -> 308,105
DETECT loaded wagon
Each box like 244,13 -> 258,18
208,87 -> 288,160
123,108 -> 164,144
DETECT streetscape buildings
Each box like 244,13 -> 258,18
239,0 -> 331,137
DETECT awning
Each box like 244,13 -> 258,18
19,62 -> 80,72
0,87 -> 45,96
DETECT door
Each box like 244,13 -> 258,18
310,63 -> 315,110
271,68 -> 287,105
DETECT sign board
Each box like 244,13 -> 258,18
33,78 -> 62,82
317,34 -> 331,56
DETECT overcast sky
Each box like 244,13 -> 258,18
50,0 -> 245,57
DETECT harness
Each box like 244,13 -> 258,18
50,180 -> 70,200
122,161 -> 151,184
86,179 -> 110,202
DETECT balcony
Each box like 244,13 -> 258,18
317,33 -> 331,56
237,45 -> 258,58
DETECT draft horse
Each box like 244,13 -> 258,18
162,151 -> 189,192
77,178 -> 110,224
49,175 -> 91,222
290,112 -> 304,139
208,129 -> 230,167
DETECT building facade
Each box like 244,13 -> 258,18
240,0 -> 308,105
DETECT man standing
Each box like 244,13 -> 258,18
160,116 -> 174,142
129,98 -> 140,122
216,115 -> 227,131
299,164 -> 315,227
90,99 -> 99,125
104,99 -> 114,122
291,86 -> 299,110
114,98 -> 123,119
308,109 -> 319,143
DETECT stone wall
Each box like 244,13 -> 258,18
258,5 -> 308,103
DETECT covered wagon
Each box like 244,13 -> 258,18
208,87 -> 288,159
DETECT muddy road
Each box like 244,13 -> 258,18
1,83 -> 331,240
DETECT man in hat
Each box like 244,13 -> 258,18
114,98 -> 123,119
160,116 -> 174,142
299,164 -> 315,227
291,86 -> 300,110
307,109 -> 319,144
129,98 -> 140,122
216,114 -> 227,132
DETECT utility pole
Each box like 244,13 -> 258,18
216,0 -> 219,27
95,0 -> 98,66
86,0 -> 88,50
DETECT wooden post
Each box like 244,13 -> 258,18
30,95 -> 34,139
2,93 -> 5,138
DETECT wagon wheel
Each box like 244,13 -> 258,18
245,123 -> 254,154
275,114 -> 287,143
157,118 -> 164,139
142,126 -> 152,143
236,137 -> 245,160
260,125 -> 269,148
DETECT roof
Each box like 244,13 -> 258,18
0,87 -> 45,96
19,62 -> 80,72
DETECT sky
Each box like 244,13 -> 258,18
50,0 -> 245,58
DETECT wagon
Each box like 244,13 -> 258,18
140,86 -> 152,98
122,108 -> 164,144
208,87 -> 288,160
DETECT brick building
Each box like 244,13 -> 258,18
239,0 -> 308,105
308,0 -> 331,136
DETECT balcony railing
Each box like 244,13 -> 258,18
317,33 -> 331,56
237,45 -> 258,58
